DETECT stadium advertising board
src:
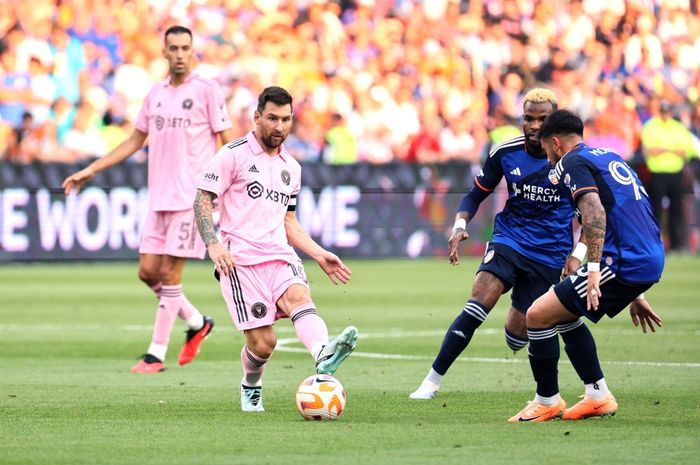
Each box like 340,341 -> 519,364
0,162 -> 498,262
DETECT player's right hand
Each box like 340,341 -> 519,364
629,298 -> 662,334
62,167 -> 96,195
561,256 -> 581,280
207,242 -> 235,277
448,228 -> 469,266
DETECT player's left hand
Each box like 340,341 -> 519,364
586,270 -> 602,311
317,251 -> 351,285
629,298 -> 662,334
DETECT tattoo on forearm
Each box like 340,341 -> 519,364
193,190 -> 218,246
579,194 -> 606,263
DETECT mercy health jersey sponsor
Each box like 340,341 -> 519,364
476,136 -> 574,269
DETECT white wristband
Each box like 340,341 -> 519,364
635,293 -> 645,301
452,218 -> 467,232
571,242 -> 587,261
587,262 -> 600,272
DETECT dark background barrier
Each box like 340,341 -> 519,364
0,162 -> 506,262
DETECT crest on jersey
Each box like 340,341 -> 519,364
155,115 -> 164,130
548,169 -> 559,185
251,302 -> 267,319
281,170 -> 291,185
182,98 -> 193,110
563,173 -> 571,188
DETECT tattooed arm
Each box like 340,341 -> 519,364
577,192 -> 606,310
194,189 -> 235,276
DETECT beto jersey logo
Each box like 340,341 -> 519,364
247,181 -> 264,199
204,172 -> 219,182
281,170 -> 291,185
251,302 -> 267,319
182,98 -> 193,110
246,181 -> 291,206
154,115 -> 191,130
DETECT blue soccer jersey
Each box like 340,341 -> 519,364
473,136 -> 574,268
555,143 -> 665,284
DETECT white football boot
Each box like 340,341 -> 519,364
240,383 -> 264,412
409,380 -> 440,399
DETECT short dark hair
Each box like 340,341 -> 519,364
164,25 -> 192,43
256,86 -> 293,113
538,109 -> 584,140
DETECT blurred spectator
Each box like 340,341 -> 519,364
641,100 -> 699,250
323,113 -> 358,164
0,48 -> 31,128
0,0 -> 697,172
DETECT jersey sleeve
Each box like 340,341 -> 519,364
198,146 -> 236,196
474,151 -> 504,192
562,155 -> 598,203
206,83 -> 233,134
134,88 -> 152,134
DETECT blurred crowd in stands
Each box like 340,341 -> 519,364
1,0 -> 700,166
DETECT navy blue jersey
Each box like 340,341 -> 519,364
555,143 -> 664,284
475,136 -> 574,268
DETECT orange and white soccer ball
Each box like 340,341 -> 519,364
295,374 -> 346,421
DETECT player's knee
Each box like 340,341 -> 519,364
158,262 -> 181,284
525,304 -> 553,328
137,267 -> 159,285
280,285 -> 312,311
248,333 -> 277,359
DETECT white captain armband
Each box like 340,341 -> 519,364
452,218 -> 467,233
570,242 -> 587,262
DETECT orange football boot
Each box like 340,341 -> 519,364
178,316 -> 214,366
508,397 -> 567,422
130,354 -> 165,374
562,394 -> 618,420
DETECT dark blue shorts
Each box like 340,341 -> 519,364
477,242 -> 561,314
553,263 -> 654,323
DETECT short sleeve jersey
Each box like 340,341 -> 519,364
475,135 -> 574,269
555,143 -> 665,284
197,131 -> 301,266
135,73 -> 232,211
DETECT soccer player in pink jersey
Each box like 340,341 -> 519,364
194,86 -> 358,412
62,26 -> 235,374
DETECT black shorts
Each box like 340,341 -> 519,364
477,242 -> 561,314
553,263 -> 654,323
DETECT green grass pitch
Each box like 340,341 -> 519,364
1,257 -> 698,465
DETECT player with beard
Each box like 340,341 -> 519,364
194,86 -> 358,412
63,26 -> 235,373
411,88 -> 593,399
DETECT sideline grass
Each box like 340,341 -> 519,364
1,257 -> 698,465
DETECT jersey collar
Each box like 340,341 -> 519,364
247,130 -> 290,162
164,72 -> 196,87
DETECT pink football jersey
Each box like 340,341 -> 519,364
135,73 -> 232,211
197,131 -> 302,265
